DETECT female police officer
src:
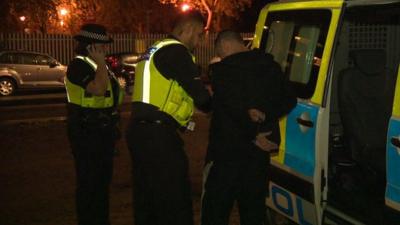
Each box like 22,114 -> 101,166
65,23 -> 124,225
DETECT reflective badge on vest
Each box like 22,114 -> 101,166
141,47 -> 157,61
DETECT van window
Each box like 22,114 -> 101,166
260,10 -> 331,99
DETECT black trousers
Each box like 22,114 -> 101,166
201,151 -> 269,225
126,121 -> 193,225
68,124 -> 115,225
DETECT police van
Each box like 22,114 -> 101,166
251,0 -> 400,224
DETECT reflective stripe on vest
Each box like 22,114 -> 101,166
65,56 -> 124,108
142,40 -> 181,103
132,39 -> 195,126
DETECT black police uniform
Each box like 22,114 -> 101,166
67,57 -> 120,225
126,37 -> 211,225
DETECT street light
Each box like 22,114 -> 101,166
59,8 -> 68,16
181,3 -> 191,12
58,7 -> 69,31
19,16 -> 26,22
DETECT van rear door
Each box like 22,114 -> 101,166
386,64 -> 400,220
253,1 -> 343,224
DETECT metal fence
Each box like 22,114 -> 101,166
0,32 -> 253,70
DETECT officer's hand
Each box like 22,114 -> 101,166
254,132 -> 278,153
87,44 -> 106,64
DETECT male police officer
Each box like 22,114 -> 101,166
126,11 -> 211,225
65,23 -> 124,225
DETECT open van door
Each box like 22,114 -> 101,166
252,1 -> 343,224
253,0 -> 400,224
386,64 -> 400,221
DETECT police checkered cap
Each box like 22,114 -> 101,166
74,23 -> 113,44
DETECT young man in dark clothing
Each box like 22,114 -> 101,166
201,30 -> 296,225
126,11 -> 211,225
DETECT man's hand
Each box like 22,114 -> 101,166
254,132 -> 278,153
248,109 -> 265,123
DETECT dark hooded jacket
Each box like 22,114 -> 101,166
207,49 -> 296,163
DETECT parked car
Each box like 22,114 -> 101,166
0,50 -> 66,96
105,52 -> 141,93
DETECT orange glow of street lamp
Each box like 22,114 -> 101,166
60,8 -> 68,16
181,3 -> 191,12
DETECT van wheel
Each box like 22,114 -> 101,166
0,77 -> 16,96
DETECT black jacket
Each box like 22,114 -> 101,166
207,49 -> 296,163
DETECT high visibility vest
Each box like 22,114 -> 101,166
65,56 -> 124,108
132,39 -> 194,126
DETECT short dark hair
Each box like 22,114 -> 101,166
173,10 -> 205,31
215,30 -> 243,47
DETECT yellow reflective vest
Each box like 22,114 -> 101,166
132,39 -> 194,126
65,56 -> 124,108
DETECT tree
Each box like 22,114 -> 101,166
96,0 -> 178,33
2,0 -> 60,33
158,0 -> 252,31
0,1 -> 20,33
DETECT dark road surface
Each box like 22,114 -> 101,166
0,91 -> 131,124
0,92 -> 241,225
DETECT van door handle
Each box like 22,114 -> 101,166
296,118 -> 314,128
391,137 -> 400,148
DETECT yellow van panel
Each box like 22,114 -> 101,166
253,0 -> 344,105
272,118 -> 287,163
392,65 -> 400,117
254,0 -> 343,48
310,8 -> 341,104
269,0 -> 343,11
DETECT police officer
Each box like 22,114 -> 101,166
65,23 -> 124,225
126,11 -> 211,225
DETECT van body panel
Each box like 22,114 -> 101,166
386,65 -> 400,212
310,8 -> 341,104
253,2 -> 343,224
386,120 -> 400,211
254,0 -> 400,224
392,65 -> 400,117
285,104 -> 319,178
